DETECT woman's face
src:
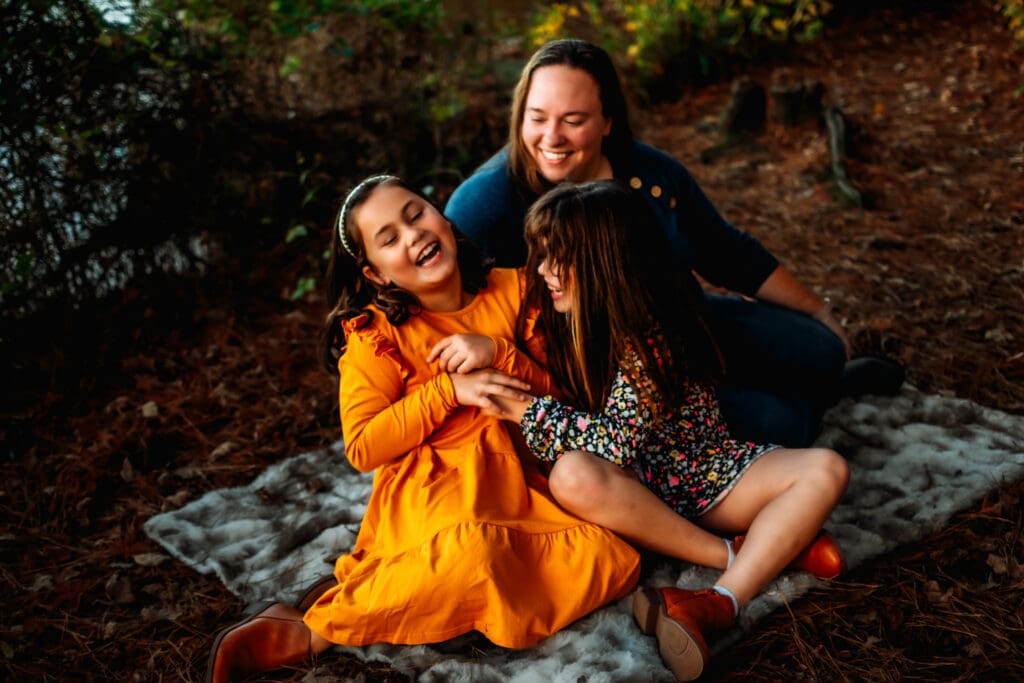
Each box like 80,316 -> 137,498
521,65 -> 612,185
354,184 -> 459,298
537,252 -> 574,314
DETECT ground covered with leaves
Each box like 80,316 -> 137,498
2,3 -> 1022,681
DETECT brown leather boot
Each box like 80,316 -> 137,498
732,530 -> 845,580
294,574 -> 336,612
633,587 -> 736,681
205,603 -> 314,683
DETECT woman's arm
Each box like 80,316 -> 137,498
649,148 -> 777,296
662,154 -> 850,353
756,266 -> 851,356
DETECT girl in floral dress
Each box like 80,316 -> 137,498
486,180 -> 850,681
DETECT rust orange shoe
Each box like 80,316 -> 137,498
205,603 -> 313,683
632,587 -> 736,681
790,531 -> 845,580
732,530 -> 845,580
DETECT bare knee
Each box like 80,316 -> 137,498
548,451 -> 612,513
807,447 -> 849,502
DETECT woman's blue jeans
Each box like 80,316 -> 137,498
703,294 -> 846,448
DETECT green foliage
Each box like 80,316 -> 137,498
528,0 -> 832,89
137,0 -> 444,71
1,0 -> 208,316
997,0 -> 1024,46
289,275 -> 317,300
1,0 -> 513,318
994,0 -> 1024,95
285,225 -> 310,242
2,251 -> 35,296
282,151 -> 325,295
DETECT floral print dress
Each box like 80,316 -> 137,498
520,348 -> 778,519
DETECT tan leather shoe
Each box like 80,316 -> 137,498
205,602 -> 313,683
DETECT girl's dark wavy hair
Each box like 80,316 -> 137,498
319,176 -> 492,374
519,180 -> 722,416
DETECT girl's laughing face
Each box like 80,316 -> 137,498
355,184 -> 459,300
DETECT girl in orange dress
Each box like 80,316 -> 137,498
204,175 -> 640,682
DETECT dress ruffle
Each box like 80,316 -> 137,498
342,313 -> 401,362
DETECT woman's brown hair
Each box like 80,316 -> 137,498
508,39 -> 634,198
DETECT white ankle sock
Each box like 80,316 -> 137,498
724,538 -> 735,569
712,584 -> 739,616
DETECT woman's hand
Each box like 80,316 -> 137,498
813,301 -> 852,358
449,369 -> 532,413
756,266 -> 852,359
428,334 -> 496,374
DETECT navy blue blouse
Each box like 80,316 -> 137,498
444,141 -> 779,297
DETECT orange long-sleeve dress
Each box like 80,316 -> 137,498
303,268 -> 640,649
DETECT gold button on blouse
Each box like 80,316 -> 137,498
670,197 -> 677,208
650,185 -> 662,198
629,177 -> 642,189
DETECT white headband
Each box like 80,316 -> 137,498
337,174 -> 399,258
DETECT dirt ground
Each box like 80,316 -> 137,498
2,2 -> 1023,681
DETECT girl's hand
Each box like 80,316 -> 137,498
480,394 -> 533,423
428,334 -> 496,374
449,369 -> 532,412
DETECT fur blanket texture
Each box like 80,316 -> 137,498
145,386 -> 1024,681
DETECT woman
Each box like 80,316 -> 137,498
445,38 -> 903,448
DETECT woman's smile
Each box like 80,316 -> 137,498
521,64 -> 612,184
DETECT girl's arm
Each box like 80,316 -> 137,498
518,370 -> 655,468
342,330 -> 534,473
427,334 -> 496,374
428,333 -> 559,398
340,330 -> 459,472
491,336 -> 559,398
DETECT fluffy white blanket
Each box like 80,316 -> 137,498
144,386 -> 1024,681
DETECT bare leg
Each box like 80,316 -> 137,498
548,451 -> 729,569
699,447 -> 849,605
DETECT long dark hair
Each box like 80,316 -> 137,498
319,176 -> 492,373
508,39 -> 634,198
520,180 -> 721,415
